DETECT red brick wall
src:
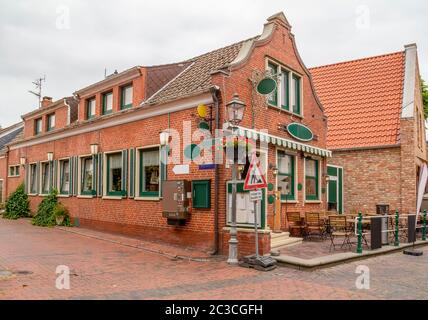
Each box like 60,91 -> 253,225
329,147 -> 402,214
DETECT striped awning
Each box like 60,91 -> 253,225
233,125 -> 332,158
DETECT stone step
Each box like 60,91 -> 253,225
271,232 -> 290,240
271,237 -> 303,249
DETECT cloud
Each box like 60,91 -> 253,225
0,0 -> 426,127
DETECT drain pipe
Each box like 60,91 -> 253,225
210,86 -> 220,255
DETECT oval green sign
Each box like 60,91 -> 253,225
257,78 -> 277,95
287,123 -> 314,142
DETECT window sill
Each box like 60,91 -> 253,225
7,176 -> 20,178
267,104 -> 303,118
135,197 -> 160,201
305,200 -> 322,204
58,194 -> 71,198
28,194 -> 38,197
281,200 -> 299,204
77,195 -> 96,199
102,196 -> 123,200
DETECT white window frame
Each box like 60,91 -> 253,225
78,154 -> 95,198
135,145 -> 161,201
57,157 -> 71,197
266,58 -> 304,118
28,162 -> 38,196
103,150 -> 124,199
8,165 -> 20,178
39,161 -> 51,196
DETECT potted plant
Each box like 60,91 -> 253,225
53,203 -> 69,226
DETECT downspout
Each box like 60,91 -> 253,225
210,86 -> 220,255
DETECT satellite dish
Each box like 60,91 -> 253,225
256,77 -> 277,95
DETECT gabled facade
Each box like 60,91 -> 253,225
311,44 -> 427,214
3,12 -> 330,256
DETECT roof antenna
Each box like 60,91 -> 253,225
28,76 -> 46,108
104,68 -> 107,78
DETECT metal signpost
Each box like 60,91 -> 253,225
240,154 -> 276,271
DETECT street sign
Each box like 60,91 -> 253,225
244,154 -> 267,191
172,165 -> 190,175
250,190 -> 263,202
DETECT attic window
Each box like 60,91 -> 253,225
47,113 -> 55,132
121,84 -> 133,110
34,118 -> 42,135
102,92 -> 113,115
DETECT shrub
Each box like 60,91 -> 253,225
3,184 -> 30,220
32,189 -> 58,227
32,190 -> 72,227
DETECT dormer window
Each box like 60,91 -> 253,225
35,118 -> 42,135
86,97 -> 96,119
47,113 -> 55,132
102,91 -> 113,115
121,84 -> 133,110
267,60 -> 302,116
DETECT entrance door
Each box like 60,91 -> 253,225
327,166 -> 343,214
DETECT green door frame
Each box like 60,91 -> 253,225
327,165 -> 344,214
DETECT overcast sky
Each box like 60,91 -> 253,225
0,0 -> 426,127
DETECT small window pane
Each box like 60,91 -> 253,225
305,178 -> 317,196
103,92 -> 113,113
278,154 -> 292,175
141,150 -> 160,194
15,166 -> 19,176
42,163 -> 50,194
82,158 -> 93,192
122,86 -> 133,108
35,119 -> 42,134
30,165 -> 37,194
306,159 -> 316,177
292,75 -> 301,114
281,71 -> 289,110
108,153 -> 122,193
48,114 -> 55,130
87,98 -> 96,118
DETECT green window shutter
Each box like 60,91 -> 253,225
129,148 -> 135,198
52,160 -> 58,191
92,155 -> 98,196
69,158 -> 74,196
73,156 -> 79,196
192,180 -> 211,209
25,164 -> 29,194
97,153 -> 103,197
122,150 -> 128,197
160,146 -> 167,197
36,162 -> 40,194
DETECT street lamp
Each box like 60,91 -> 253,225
20,157 -> 26,167
225,93 -> 246,265
159,131 -> 170,146
47,152 -> 54,162
90,143 -> 99,155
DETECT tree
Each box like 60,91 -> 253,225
422,78 -> 428,119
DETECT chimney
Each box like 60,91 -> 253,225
41,96 -> 53,108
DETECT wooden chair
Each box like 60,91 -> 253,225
305,212 -> 326,240
329,215 -> 353,251
286,212 -> 305,237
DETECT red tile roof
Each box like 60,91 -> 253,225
310,52 -> 405,150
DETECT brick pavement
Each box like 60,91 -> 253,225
0,219 -> 427,300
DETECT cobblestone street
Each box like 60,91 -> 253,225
0,219 -> 427,300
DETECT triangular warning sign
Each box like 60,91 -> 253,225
244,154 -> 268,191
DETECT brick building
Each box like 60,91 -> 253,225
1,12 -> 332,256
0,122 -> 24,204
311,44 -> 427,215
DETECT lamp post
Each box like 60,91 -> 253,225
226,93 -> 246,265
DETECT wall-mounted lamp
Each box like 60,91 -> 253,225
269,164 -> 279,177
159,131 -> 170,146
20,157 -> 26,166
325,175 -> 331,183
47,152 -> 54,162
90,143 -> 99,155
